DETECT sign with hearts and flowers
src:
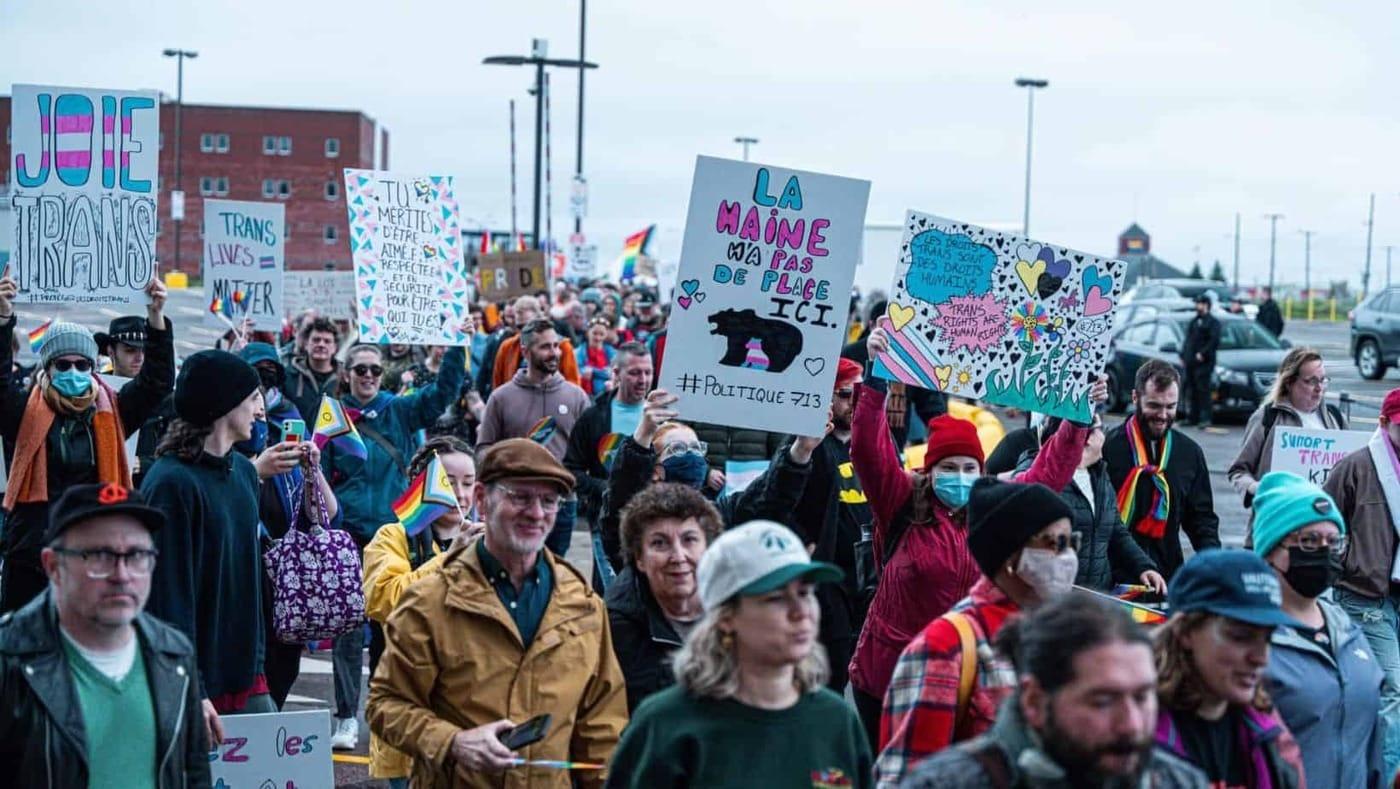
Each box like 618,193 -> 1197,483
661,156 -> 870,437
875,211 -> 1126,421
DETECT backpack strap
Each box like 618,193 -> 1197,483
947,612 -> 980,740
880,498 -> 917,567
358,420 -> 409,477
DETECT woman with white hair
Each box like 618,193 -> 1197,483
605,520 -> 871,788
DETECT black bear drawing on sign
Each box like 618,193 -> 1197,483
707,308 -> 804,373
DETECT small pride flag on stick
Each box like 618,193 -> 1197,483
392,453 -> 459,536
28,318 -> 53,354
313,396 -> 367,459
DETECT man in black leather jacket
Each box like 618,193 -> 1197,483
0,483 -> 210,788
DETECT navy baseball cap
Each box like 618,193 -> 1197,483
1167,549 -> 1301,628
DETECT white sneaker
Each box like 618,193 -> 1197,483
331,717 -> 359,750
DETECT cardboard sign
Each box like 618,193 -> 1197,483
1269,426 -> 1368,486
9,84 -> 160,304
660,156 -> 870,436
566,244 -> 597,281
208,710 -> 333,788
875,212 -> 1126,422
284,270 -> 355,321
476,250 -> 549,301
343,169 -> 471,344
202,199 -> 284,331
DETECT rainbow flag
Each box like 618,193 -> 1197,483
1074,585 -> 1167,625
313,396 -> 367,458
27,319 -> 53,354
596,433 -> 623,471
514,232 -> 528,252
617,225 -> 655,282
527,416 -> 558,445
392,453 -> 458,536
479,232 -> 493,256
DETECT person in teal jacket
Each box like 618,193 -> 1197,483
322,331 -> 470,753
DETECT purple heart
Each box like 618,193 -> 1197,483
677,295 -> 693,310
1038,247 -> 1070,279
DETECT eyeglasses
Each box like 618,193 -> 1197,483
833,389 -> 855,401
494,484 -> 563,513
51,358 -> 93,373
657,440 -> 708,460
1287,533 -> 1347,557
1025,532 -> 1081,554
53,547 -> 158,579
351,364 -> 384,378
1300,376 -> 1330,388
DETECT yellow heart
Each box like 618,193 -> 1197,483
934,366 -> 953,390
1015,258 -> 1046,296
887,302 -> 916,332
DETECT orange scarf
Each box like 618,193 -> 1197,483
4,375 -> 131,509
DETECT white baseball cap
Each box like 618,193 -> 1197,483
696,520 -> 844,611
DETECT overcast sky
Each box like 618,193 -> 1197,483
4,0 -> 1398,293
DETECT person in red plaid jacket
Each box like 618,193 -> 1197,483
874,478 -> 1080,787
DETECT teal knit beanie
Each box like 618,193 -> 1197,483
1252,471 -> 1346,557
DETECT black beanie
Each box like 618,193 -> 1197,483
174,350 -> 261,427
965,477 -> 1073,579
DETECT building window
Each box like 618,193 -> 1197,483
324,180 -> 339,200
324,225 -> 338,243
155,218 -> 161,237
200,133 -> 214,153
278,180 -> 291,199
263,179 -> 291,199
263,136 -> 277,155
262,179 -> 276,198
216,177 -> 229,196
278,136 -> 292,156
199,176 -> 214,196
216,133 -> 230,153
285,223 -> 292,240
325,137 -> 340,158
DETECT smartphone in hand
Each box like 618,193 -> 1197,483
499,714 -> 551,750
282,418 -> 306,444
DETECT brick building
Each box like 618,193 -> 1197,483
0,96 -> 387,274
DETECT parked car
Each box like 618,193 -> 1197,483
1121,279 -> 1258,319
1350,287 -> 1400,380
1105,311 -> 1289,418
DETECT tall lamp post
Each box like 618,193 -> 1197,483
1014,77 -> 1048,236
163,48 -> 197,274
484,42 -> 597,251
1263,212 -> 1284,291
734,136 -> 759,161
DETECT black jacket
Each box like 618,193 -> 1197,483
1181,312 -> 1221,368
0,590 -> 210,788
598,437 -> 813,570
1257,299 -> 1284,337
283,354 -> 341,429
604,566 -> 683,713
1103,422 -> 1220,580
564,390 -> 618,521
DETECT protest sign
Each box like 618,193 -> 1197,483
208,710 -> 333,788
660,156 -> 870,436
9,84 -> 160,304
202,199 -> 283,331
566,244 -> 597,281
476,250 -> 549,301
284,270 -> 355,321
1269,426 -> 1367,486
875,212 -> 1126,422
343,169 -> 471,344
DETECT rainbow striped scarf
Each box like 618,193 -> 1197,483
1115,416 -> 1172,539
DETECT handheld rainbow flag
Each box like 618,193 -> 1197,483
1074,585 -> 1167,625
313,396 -> 367,458
27,319 -> 53,354
596,433 -> 623,471
392,453 -> 458,536
505,758 -> 604,771
617,225 -> 655,282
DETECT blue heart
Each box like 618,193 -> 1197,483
1081,265 -> 1112,298
680,279 -> 701,297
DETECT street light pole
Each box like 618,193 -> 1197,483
163,48 -> 197,274
1263,213 -> 1284,291
1232,212 -> 1241,291
574,0 -> 586,237
1014,77 -> 1048,236
1299,229 -> 1314,320
734,136 -> 758,161
1363,192 -> 1375,298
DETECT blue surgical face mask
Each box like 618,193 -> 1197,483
235,420 -> 269,456
50,369 -> 93,398
933,472 -> 978,510
661,451 -> 709,489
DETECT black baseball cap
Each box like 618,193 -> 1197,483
94,316 -> 148,352
1167,548 -> 1300,628
46,483 -> 166,544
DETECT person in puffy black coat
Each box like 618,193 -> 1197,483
1021,415 -> 1166,593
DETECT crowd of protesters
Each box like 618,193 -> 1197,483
1,264 -> 1400,789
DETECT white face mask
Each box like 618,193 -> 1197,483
1016,547 -> 1078,600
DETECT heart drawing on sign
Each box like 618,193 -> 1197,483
803,357 -> 826,376
694,292 -> 706,303
933,365 -> 953,389
887,302 -> 916,331
1084,287 -> 1113,316
677,296 -> 693,310
1015,258 -> 1046,297
680,279 -> 701,297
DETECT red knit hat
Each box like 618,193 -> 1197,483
922,414 -> 984,471
1383,388 -> 1400,423
835,358 -> 863,389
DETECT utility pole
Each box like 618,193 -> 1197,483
1299,229 -> 1314,321
162,48 -> 197,274
1232,212 -> 1241,291
1388,245 -> 1393,289
574,0 -> 587,238
1363,193 -> 1376,297
1263,213 -> 1284,291
1015,77 -> 1049,236
734,136 -> 759,161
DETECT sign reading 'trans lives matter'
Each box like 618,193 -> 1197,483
344,169 -> 472,345
9,83 -> 160,303
661,156 -> 870,437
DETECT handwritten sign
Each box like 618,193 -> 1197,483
9,84 -> 160,304
876,212 -> 1126,422
284,270 -> 355,321
208,710 -> 332,789
343,169 -> 471,344
476,250 -> 549,301
660,156 -> 870,436
1270,427 -> 1368,486
202,199 -> 284,331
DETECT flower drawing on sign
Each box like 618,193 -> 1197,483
1067,338 -> 1090,361
1010,301 -> 1050,344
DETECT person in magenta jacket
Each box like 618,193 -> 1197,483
847,325 -> 1104,747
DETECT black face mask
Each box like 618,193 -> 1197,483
1284,546 -> 1339,599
